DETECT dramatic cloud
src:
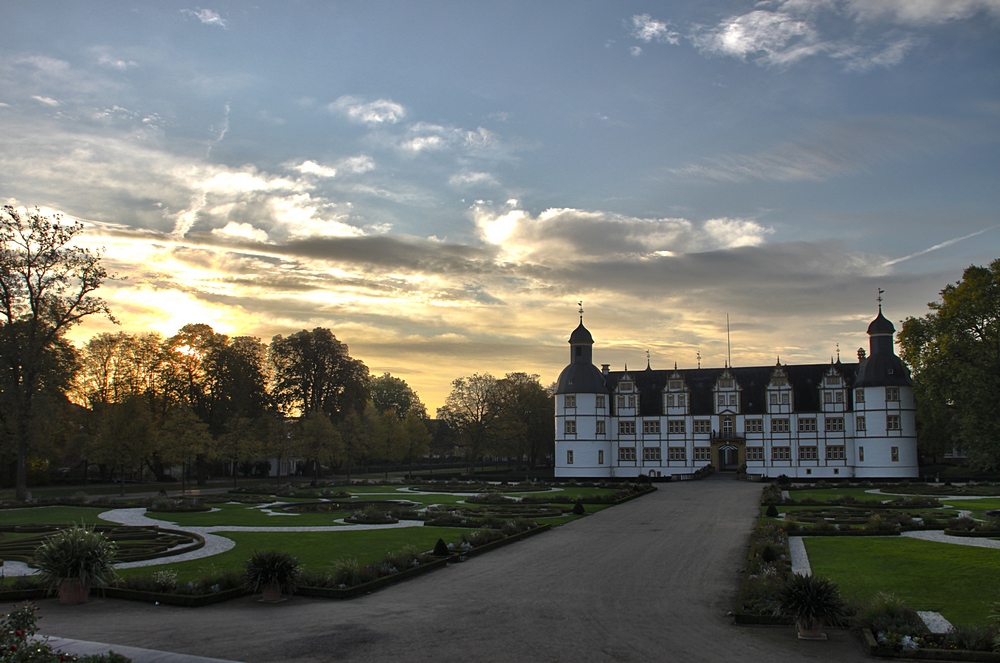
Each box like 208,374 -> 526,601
329,95 -> 406,125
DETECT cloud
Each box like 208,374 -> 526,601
629,14 -> 680,44
97,54 -> 137,70
691,10 -> 823,66
211,221 -> 270,243
31,95 -> 60,107
329,95 -> 406,125
472,205 -> 774,264
449,171 -> 500,188
657,0 -> 999,70
630,46 -> 643,57
182,8 -> 227,28
669,115 -> 956,183
295,160 -> 339,178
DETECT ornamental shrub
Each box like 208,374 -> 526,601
779,573 -> 845,626
765,504 -> 779,518
241,550 -> 301,595
33,524 -> 118,592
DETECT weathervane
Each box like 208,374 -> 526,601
877,288 -> 884,312
836,342 -> 840,362
696,350 -> 701,370
646,349 -> 651,369
578,300 -> 584,323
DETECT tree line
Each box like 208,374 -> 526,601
1,206 -> 553,499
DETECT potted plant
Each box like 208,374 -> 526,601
33,524 -> 119,604
780,573 -> 845,640
242,549 -> 301,602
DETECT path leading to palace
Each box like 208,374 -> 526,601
32,476 -> 868,662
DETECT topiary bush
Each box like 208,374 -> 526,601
765,504 -> 779,518
572,500 -> 585,515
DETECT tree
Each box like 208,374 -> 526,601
495,372 -> 554,470
437,373 -> 501,476
1,206 -> 115,500
400,410 -> 431,475
899,259 -> 1000,469
158,404 -> 213,492
370,373 -> 426,419
91,394 -> 155,495
269,328 -> 370,421
295,411 -> 340,483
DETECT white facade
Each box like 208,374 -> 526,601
554,309 -> 919,479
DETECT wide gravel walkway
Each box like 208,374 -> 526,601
30,476 -> 868,662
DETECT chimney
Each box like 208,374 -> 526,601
601,364 -> 610,376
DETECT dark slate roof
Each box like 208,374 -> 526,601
569,322 -> 594,344
556,362 -> 610,394
867,308 -> 895,335
854,353 -> 912,388
604,363 -> 859,416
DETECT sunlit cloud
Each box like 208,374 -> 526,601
31,95 -> 60,106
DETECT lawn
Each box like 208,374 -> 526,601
144,503 -> 356,528
939,498 -> 1000,521
115,526 -> 470,582
0,506 -> 119,525
786,487 -> 884,502
804,536 -> 1000,625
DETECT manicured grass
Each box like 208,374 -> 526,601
144,503 -> 354,528
940,498 -> 1000,520
804,536 -> 1000,625
786,487 -> 883,502
116,526 -> 466,582
0,506 -> 119,525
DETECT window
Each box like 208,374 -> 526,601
781,393 -> 789,405
856,388 -> 865,403
693,420 -> 711,434
856,416 -> 866,431
720,379 -> 734,388
887,415 -> 901,430
746,419 -> 763,433
718,394 -> 726,406
824,392 -> 832,404
676,394 -> 685,407
619,447 -> 636,462
628,395 -> 635,408
665,394 -> 674,407
643,447 -> 661,462
825,418 -> 844,432
799,446 -> 818,460
769,393 -> 778,405
564,420 -> 576,435
596,420 -> 606,435
886,387 -> 900,401
668,447 -> 686,461
668,420 -> 685,434
598,450 -> 604,464
669,380 -> 683,390
891,446 -> 899,462
619,421 -> 636,435
746,447 -> 764,461
643,420 -> 661,435
620,381 -> 633,392
729,394 -> 737,406
771,418 -> 790,433
836,392 -> 844,403
617,395 -> 625,408
826,446 -> 846,460
772,447 -> 791,461
564,395 -> 576,408
858,446 -> 865,462
566,450 -> 574,464
596,395 -> 605,408
798,419 -> 817,432
693,447 -> 710,461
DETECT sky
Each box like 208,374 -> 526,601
2,1 -> 998,411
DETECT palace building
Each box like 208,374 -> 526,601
554,307 -> 918,479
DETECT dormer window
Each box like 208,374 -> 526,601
620,381 -> 633,392
669,380 -> 683,390
720,379 -> 734,388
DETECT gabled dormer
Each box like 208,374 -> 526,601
662,364 -> 689,415
766,359 -> 794,414
820,361 -> 847,412
615,368 -> 637,415
713,367 -> 741,414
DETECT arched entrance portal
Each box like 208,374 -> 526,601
718,445 -> 739,472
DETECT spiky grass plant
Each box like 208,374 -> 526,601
33,524 -> 119,592
779,573 -> 845,627
241,549 -> 301,595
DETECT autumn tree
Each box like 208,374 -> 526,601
158,404 -> 213,491
91,394 -> 155,495
295,410 -> 340,482
370,373 -> 426,419
270,328 -> 370,421
437,373 -> 501,476
495,372 -> 554,470
1,206 -> 115,500
899,259 -> 1000,469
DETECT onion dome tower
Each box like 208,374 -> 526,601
556,315 -> 609,395
854,303 -> 912,388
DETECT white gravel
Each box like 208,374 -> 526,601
917,611 -> 954,634
788,537 -> 811,575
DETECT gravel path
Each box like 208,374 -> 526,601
30,477 -> 869,662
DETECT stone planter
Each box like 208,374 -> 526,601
797,619 -> 827,641
58,578 -> 90,604
260,583 -> 284,603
